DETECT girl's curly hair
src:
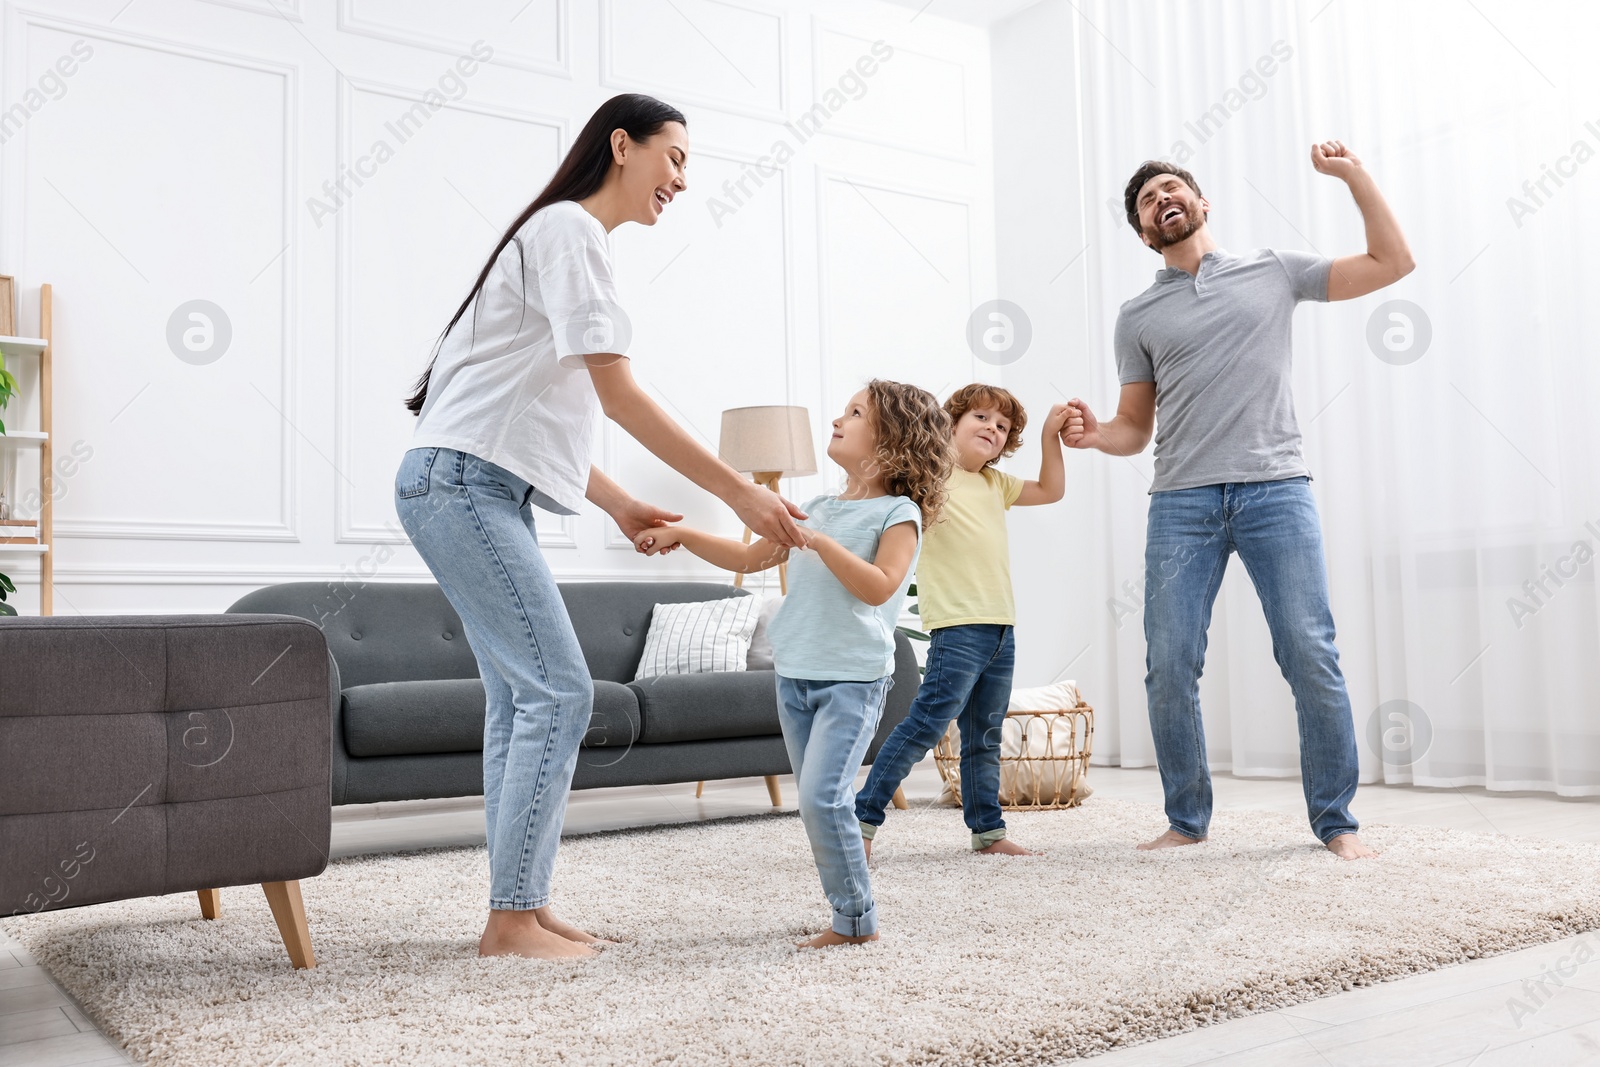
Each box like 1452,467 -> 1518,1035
864,379 -> 954,527
944,383 -> 1027,467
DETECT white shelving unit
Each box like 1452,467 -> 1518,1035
0,285 -> 55,614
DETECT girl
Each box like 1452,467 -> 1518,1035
395,94 -> 808,961
637,381 -> 952,948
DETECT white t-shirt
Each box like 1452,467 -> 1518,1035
411,200 -> 628,514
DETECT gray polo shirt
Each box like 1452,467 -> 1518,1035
1115,247 -> 1332,493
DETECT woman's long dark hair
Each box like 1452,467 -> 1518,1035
404,93 -> 686,415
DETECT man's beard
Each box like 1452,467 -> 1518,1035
1143,204 -> 1203,249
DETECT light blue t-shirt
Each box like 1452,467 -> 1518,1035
768,493 -> 922,682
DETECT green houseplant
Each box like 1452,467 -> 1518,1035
896,581 -> 931,673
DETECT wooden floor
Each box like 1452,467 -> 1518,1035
3,764 -> 1598,1066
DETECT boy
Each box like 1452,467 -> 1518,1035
855,384 -> 1069,856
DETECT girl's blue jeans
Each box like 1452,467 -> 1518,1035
775,675 -> 891,937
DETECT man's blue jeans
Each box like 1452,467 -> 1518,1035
394,447 -> 593,911
1145,477 -> 1359,844
855,624 -> 1014,849
776,675 -> 891,937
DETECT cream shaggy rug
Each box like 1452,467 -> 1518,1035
6,798 -> 1600,1066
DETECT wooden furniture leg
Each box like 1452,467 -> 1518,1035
695,780 -> 704,798
892,786 -> 909,810
764,775 -> 782,806
261,880 -> 316,969
196,888 -> 222,920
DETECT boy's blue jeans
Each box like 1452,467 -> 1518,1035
394,446 -> 592,911
855,624 -> 1015,849
775,675 -> 891,937
1144,477 -> 1359,844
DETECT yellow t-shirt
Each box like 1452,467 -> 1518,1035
917,465 -> 1023,630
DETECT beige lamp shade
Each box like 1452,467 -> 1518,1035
718,405 -> 817,476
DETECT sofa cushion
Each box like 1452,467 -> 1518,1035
627,671 -> 781,745
561,582 -> 755,684
342,679 -> 641,757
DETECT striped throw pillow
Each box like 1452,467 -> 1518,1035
633,596 -> 763,679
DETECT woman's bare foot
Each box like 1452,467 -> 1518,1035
1136,828 -> 1207,850
796,930 -> 880,950
976,839 -> 1035,856
478,910 -> 596,959
533,905 -> 618,946
1326,833 -> 1378,860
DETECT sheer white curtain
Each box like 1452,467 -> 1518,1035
1064,0 -> 1600,795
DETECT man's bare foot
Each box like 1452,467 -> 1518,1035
796,930 -> 880,950
533,905 -> 618,946
1136,828 -> 1207,851
1325,833 -> 1378,860
976,839 -> 1035,856
478,910 -> 596,959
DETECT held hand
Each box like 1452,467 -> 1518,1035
1063,398 -> 1102,450
614,498 -> 684,555
1040,402 -> 1072,439
735,482 -> 808,548
633,525 -> 686,556
1310,140 -> 1363,182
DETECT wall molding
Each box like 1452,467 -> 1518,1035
335,0 -> 570,79
808,16 -> 974,164
330,73 -> 575,549
812,163 -> 978,429
599,0 -> 787,123
5,563 -> 740,586
600,138 -> 799,549
197,0 -> 303,22
9,10 -> 303,544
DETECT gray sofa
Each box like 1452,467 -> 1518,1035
225,581 -> 918,807
0,614 -> 330,968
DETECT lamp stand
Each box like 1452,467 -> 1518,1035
734,471 -> 787,595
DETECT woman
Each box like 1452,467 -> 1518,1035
395,94 -> 805,960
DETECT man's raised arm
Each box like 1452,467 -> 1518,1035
1312,140 -> 1416,301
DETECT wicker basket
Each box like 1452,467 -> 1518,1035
934,702 -> 1094,811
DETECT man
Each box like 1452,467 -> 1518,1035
1065,141 -> 1414,860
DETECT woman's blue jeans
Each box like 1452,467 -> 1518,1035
1144,477 -> 1359,844
855,624 -> 1015,848
394,447 -> 592,911
776,675 -> 891,937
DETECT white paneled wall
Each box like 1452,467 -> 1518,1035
0,0 -> 996,614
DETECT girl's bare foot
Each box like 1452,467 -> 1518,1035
534,905 -> 618,945
976,838 -> 1034,856
1326,833 -> 1378,860
796,930 -> 880,950
478,910 -> 596,959
1136,828 -> 1206,850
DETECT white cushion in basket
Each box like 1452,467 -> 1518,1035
633,596 -> 762,680
937,680 -> 1092,806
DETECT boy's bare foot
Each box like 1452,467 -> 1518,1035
534,905 -> 618,945
1136,828 -> 1207,850
1326,833 -> 1378,860
976,839 -> 1034,856
862,836 -> 872,862
479,910 -> 595,959
796,930 -> 880,950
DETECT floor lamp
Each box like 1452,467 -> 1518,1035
718,405 -> 816,595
